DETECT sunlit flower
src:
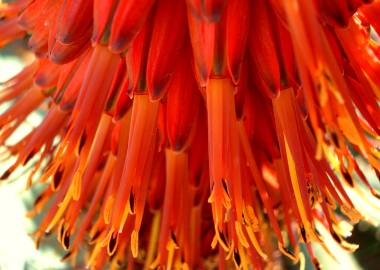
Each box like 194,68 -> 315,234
0,0 -> 380,269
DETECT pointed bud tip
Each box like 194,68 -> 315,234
0,169 -> 11,180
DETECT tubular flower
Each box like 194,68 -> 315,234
1,0 -> 380,269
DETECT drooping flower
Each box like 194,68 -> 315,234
0,0 -> 380,269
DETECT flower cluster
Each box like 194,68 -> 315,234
0,0 -> 380,269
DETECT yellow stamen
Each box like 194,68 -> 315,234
284,137 -> 316,241
298,252 -> 305,270
87,242 -> 103,268
119,202 -> 131,233
131,229 -> 139,258
144,212 -> 161,270
245,226 -> 268,261
235,221 -> 249,248
71,171 -> 82,201
46,194 -> 71,233
166,238 -> 178,270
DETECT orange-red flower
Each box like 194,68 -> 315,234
0,0 -> 380,269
